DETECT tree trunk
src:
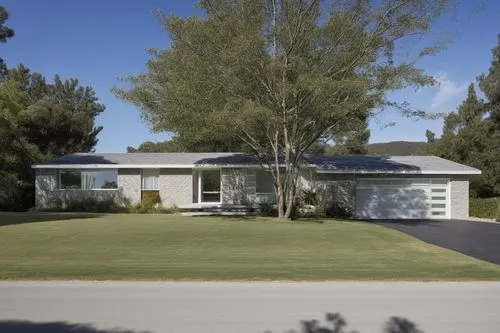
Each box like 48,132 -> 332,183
283,164 -> 299,220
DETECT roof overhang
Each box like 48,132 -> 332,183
315,169 -> 482,175
31,164 -> 268,169
32,164 -> 481,175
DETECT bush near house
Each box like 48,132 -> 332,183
324,202 -> 354,219
41,192 -> 180,214
469,197 -> 500,219
497,202 -> 500,222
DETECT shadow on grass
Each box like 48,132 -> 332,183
0,313 -> 423,333
0,321 -> 150,333
0,212 -> 104,227
210,215 -> 326,224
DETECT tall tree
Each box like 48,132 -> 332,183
116,0 -> 456,219
0,6 -> 14,42
127,134 -> 247,153
479,35 -> 500,127
426,38 -> 500,198
0,66 -> 105,210
0,5 -> 14,79
327,112 -> 370,155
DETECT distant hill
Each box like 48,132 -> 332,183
366,141 -> 427,156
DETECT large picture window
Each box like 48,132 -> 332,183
142,169 -> 159,190
59,170 -> 118,190
256,169 -> 274,193
200,169 -> 221,203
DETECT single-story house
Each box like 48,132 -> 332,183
32,153 -> 481,219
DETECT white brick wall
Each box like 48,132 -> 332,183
159,169 -> 193,206
316,174 -> 356,208
117,169 -> 141,204
450,175 -> 469,219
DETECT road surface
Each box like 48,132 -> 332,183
1,281 -> 499,333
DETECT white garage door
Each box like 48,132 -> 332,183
355,178 -> 449,219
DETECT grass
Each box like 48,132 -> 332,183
1,212 -> 500,280
470,197 -> 500,220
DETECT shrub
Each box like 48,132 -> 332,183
497,201 -> 500,222
65,197 -> 118,213
301,188 -> 318,206
130,202 -> 150,214
159,204 -> 180,214
324,202 -> 353,219
469,197 -> 499,219
129,202 -> 179,214
259,201 -> 278,217
46,195 -> 63,210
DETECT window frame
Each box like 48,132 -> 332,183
141,169 -> 160,190
198,169 -> 222,204
58,169 -> 118,190
255,169 -> 275,194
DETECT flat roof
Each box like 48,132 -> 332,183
32,153 -> 481,175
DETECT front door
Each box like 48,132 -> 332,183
200,170 -> 221,203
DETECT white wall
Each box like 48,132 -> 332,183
117,169 -> 141,204
160,168 -> 193,206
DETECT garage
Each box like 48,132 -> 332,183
355,178 -> 449,219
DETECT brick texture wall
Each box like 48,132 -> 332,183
159,169 -> 193,206
450,175 -> 469,219
117,169 -> 141,204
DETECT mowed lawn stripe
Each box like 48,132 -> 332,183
1,213 -> 499,280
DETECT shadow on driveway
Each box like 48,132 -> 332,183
374,219 -> 500,265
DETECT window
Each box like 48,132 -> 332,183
142,169 -> 159,190
256,169 -> 274,193
200,169 -> 221,203
59,170 -> 118,189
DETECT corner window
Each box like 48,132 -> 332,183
142,169 -> 159,190
256,169 -> 274,193
59,170 -> 118,189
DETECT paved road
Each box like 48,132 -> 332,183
375,219 -> 500,265
1,282 -> 500,333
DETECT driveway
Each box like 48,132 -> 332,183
1,281 -> 500,333
375,219 -> 500,265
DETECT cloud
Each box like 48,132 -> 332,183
429,72 -> 468,113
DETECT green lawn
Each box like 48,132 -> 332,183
1,213 -> 499,280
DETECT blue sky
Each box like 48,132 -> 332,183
1,0 -> 499,152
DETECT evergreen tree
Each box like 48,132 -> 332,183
0,66 -> 105,210
0,5 -> 14,80
426,38 -> 500,197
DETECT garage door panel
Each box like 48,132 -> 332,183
355,189 -> 379,218
376,188 -> 430,219
355,178 -> 448,219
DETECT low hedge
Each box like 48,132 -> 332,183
469,197 -> 499,220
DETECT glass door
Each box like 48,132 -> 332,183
200,170 -> 221,203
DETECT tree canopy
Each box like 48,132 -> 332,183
116,0 -> 457,219
426,36 -> 500,198
0,63 -> 105,210
0,5 -> 14,78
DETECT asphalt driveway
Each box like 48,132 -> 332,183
375,219 -> 500,265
